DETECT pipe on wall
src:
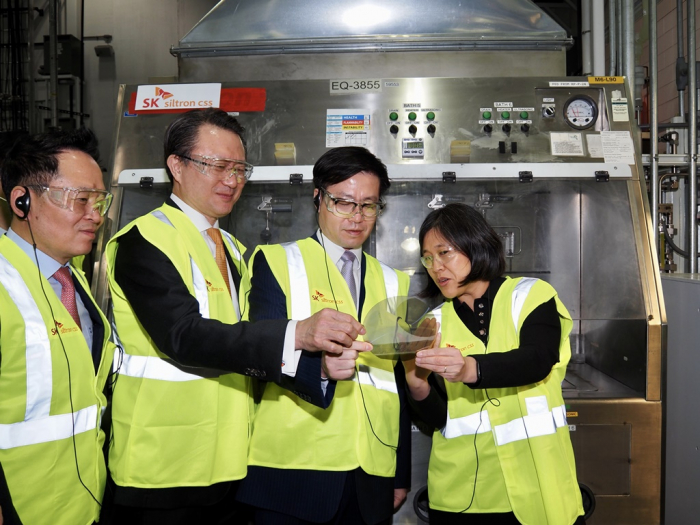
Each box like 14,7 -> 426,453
581,0 -> 592,75
649,0 -> 659,252
616,0 -> 623,78
591,0 -> 605,76
608,0 -> 617,76
688,0 -> 698,273
622,0 -> 635,107
677,0 -> 686,120
48,0 -> 58,129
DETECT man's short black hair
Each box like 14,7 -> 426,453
312,147 -> 390,198
419,203 -> 506,298
0,127 -> 100,198
163,108 -> 247,183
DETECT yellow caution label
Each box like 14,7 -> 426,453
566,411 -> 579,418
588,76 -> 624,84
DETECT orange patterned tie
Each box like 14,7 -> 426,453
206,228 -> 232,297
52,267 -> 82,328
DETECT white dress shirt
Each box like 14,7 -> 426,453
170,194 -> 300,375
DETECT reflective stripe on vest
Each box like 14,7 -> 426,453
357,365 -> 398,394
284,242 -> 398,394
117,210 -> 213,382
220,229 -> 242,262
0,253 -> 97,449
442,410 -> 491,439
511,277 -> 537,333
378,261 -> 399,300
283,242 -> 312,320
493,397 -> 568,446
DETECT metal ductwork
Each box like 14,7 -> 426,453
172,0 -> 573,57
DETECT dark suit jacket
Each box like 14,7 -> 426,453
110,200 -> 311,509
236,236 -> 412,525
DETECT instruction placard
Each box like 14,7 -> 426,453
550,132 -> 585,156
326,109 -> 371,147
601,131 -> 636,164
611,98 -> 630,122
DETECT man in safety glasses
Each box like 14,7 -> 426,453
0,128 -> 114,525
105,108 -> 370,524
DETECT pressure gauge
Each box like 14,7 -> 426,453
563,95 -> 598,130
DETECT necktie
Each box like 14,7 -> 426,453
340,250 -> 357,308
206,227 -> 232,297
52,267 -> 82,328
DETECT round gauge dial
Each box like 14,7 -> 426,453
563,95 -> 598,129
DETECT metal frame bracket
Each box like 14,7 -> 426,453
442,171 -> 456,183
595,171 -> 610,182
518,171 -> 533,183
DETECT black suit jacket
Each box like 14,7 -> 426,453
73,271 -> 107,373
110,200 -> 304,509
236,236 -> 412,525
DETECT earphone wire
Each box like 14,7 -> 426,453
458,284 -> 500,514
26,216 -> 102,507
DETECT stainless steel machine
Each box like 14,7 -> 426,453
93,2 -> 665,523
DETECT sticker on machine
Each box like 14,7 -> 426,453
586,134 -> 604,158
326,109 -> 371,147
134,83 -> 221,111
550,132 -> 585,156
610,90 -> 630,122
601,131 -> 636,164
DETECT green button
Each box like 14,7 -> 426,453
389,112 -> 399,121
408,112 -> 417,121
501,111 -> 510,119
520,111 -> 529,119
426,111 -> 436,120
482,111 -> 492,119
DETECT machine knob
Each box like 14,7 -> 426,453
409,124 -> 418,135
502,124 -> 511,134
483,124 -> 493,134
521,124 -> 530,133
427,124 -> 436,134
390,124 -> 399,134
543,106 -> 556,118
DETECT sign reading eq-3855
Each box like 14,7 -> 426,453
330,79 -> 383,94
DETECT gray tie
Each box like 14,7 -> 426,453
340,250 -> 357,309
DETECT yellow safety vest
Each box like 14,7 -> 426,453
428,277 -> 583,524
106,204 -> 251,488
0,236 -> 112,525
242,238 -> 409,476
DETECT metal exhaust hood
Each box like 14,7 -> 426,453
172,0 -> 573,58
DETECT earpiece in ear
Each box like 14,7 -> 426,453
15,186 -> 30,219
313,189 -> 321,211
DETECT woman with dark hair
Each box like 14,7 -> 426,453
404,203 -> 585,525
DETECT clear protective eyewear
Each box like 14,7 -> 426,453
28,185 -> 113,217
420,248 -> 458,269
180,154 -> 254,183
322,190 -> 385,219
